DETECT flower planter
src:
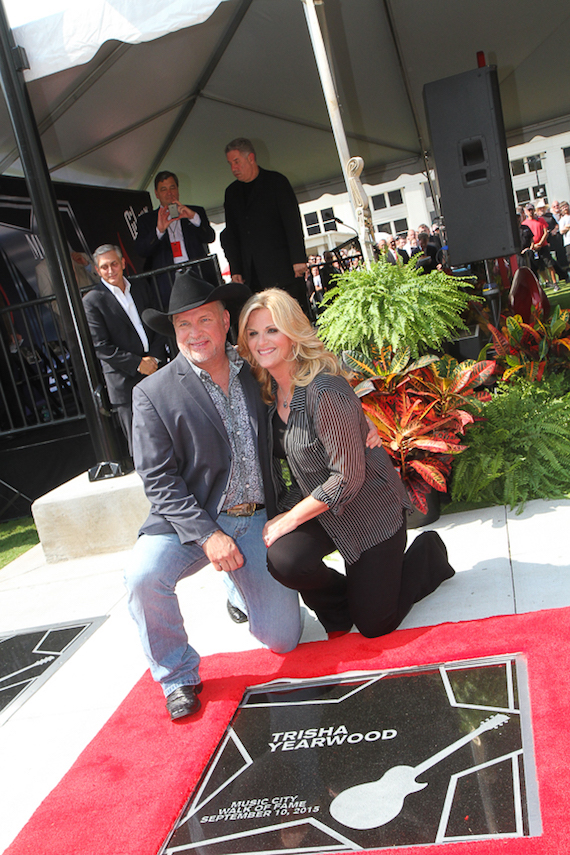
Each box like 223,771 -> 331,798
445,324 -> 484,361
407,489 -> 441,529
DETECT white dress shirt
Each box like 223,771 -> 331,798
157,210 -> 202,264
101,276 -> 149,352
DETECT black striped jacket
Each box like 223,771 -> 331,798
270,373 -> 411,565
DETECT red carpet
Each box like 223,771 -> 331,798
6,608 -> 570,855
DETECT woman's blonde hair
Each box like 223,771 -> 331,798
237,288 -> 342,404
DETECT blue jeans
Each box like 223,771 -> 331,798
223,572 -> 248,615
125,510 -> 301,696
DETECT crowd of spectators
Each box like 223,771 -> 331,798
307,222 -> 444,290
303,222 -> 446,314
307,205 -> 570,294
516,199 -> 569,290
305,246 -> 360,310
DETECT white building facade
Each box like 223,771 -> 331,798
297,131 -> 570,255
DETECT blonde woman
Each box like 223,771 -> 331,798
238,288 -> 454,639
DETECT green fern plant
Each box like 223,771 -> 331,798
450,374 -> 570,512
317,259 -> 474,358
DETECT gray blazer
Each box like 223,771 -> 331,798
132,352 -> 276,545
271,373 -> 411,565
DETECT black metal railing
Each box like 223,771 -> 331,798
327,237 -> 364,271
0,254 -> 223,437
0,293 -> 83,434
129,254 -> 223,310
306,237 -> 364,316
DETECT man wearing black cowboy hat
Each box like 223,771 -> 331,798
124,270 -> 302,721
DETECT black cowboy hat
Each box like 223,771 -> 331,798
142,270 -> 251,337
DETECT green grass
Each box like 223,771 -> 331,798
0,516 -> 39,570
545,278 -> 570,312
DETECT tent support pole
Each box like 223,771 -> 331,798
381,0 -> 442,226
301,0 -> 375,266
0,0 -> 130,480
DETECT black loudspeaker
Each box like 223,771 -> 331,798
423,66 -> 520,266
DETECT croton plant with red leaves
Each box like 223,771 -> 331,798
345,346 -> 496,513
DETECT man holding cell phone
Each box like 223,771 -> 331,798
135,170 -> 215,307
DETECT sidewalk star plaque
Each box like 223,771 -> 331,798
161,655 -> 540,853
0,617 -> 106,725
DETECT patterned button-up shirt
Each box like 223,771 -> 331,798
187,345 -> 264,510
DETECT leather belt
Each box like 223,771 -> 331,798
223,503 -> 265,517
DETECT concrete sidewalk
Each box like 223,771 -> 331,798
1,498 -> 569,853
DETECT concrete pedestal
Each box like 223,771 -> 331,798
32,471 -> 150,563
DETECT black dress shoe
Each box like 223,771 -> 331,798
166,682 -> 203,721
227,600 -> 248,623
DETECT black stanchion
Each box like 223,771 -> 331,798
0,1 -> 131,480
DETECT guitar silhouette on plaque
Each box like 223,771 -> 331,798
330,713 -> 510,829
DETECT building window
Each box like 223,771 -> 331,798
372,193 -> 386,210
376,222 -> 391,235
563,147 -> 570,163
394,218 -> 408,235
533,184 -> 547,200
320,207 -> 337,232
527,155 -> 542,172
510,159 -> 526,176
516,188 -> 531,204
304,212 -> 320,236
423,182 -> 432,199
388,189 -> 403,207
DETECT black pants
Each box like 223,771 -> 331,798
114,402 -> 133,456
267,518 -> 454,638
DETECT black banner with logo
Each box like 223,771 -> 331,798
0,175 -> 151,307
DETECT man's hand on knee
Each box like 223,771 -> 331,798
203,530 -> 244,572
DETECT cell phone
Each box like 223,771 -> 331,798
168,203 -> 178,219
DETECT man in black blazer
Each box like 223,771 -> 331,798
385,236 -> 410,265
135,171 -> 216,307
415,232 -> 440,274
221,138 -> 308,313
83,244 -> 167,451
125,271 -> 301,721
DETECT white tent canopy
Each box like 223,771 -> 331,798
6,0 -> 229,81
2,0 -> 570,219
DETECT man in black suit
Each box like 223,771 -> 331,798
83,244 -> 167,451
135,171 -> 216,307
385,236 -> 409,265
221,138 -> 308,313
415,232 -> 440,275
